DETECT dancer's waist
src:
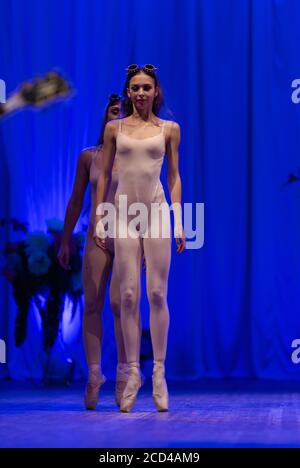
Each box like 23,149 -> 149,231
115,180 -> 165,205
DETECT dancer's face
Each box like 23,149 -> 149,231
127,72 -> 158,113
107,102 -> 122,121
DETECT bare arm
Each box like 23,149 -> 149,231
166,122 -> 186,253
61,151 -> 90,244
94,121 -> 116,247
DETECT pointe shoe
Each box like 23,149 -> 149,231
120,366 -> 141,413
115,364 -> 129,407
152,365 -> 168,412
84,373 -> 106,410
116,365 -> 146,407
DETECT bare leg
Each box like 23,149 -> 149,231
110,260 -> 127,406
110,254 -> 143,363
143,236 -> 171,365
114,234 -> 143,412
82,228 -> 112,409
109,260 -> 126,364
143,216 -> 171,412
110,248 -> 144,406
115,235 -> 142,364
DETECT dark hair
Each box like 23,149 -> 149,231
96,94 -> 122,146
122,68 -> 164,117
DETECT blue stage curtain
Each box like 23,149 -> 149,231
1,0 -> 300,380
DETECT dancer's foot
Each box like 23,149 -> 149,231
84,365 -> 106,410
115,363 -> 129,407
152,361 -> 168,412
120,363 -> 141,413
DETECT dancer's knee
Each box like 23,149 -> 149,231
84,297 -> 103,316
121,288 -> 137,310
148,288 -> 166,309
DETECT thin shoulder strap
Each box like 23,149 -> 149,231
160,120 -> 166,133
118,119 -> 122,133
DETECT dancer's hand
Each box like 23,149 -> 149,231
174,225 -> 186,253
94,217 -> 107,250
57,242 -> 71,270
94,236 -> 106,250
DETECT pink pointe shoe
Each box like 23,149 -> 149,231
84,369 -> 106,410
115,363 -> 129,407
120,363 -> 142,413
152,362 -> 169,412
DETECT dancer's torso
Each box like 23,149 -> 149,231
115,119 -> 166,209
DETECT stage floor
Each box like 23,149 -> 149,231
0,379 -> 300,448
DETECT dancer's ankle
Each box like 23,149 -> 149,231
128,361 -> 140,368
153,360 -> 165,374
88,363 -> 103,382
128,361 -> 140,375
117,362 -> 128,372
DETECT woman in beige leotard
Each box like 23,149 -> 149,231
95,65 -> 186,412
58,95 -> 130,409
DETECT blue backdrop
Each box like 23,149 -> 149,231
1,0 -> 300,381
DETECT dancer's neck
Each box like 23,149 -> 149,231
131,109 -> 157,124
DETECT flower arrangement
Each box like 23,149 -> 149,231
1,218 -> 86,350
